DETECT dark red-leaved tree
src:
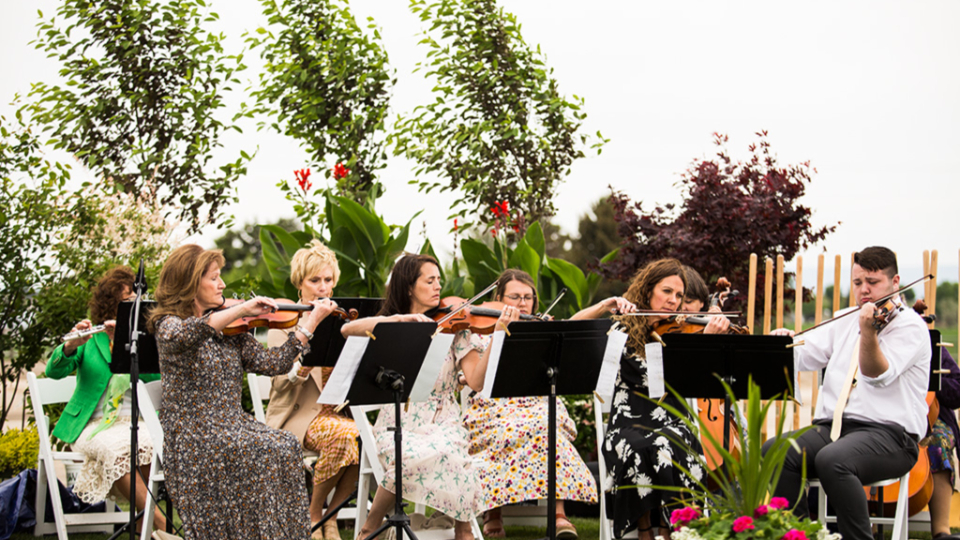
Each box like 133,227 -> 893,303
597,132 -> 838,320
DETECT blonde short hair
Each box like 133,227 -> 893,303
290,239 -> 340,292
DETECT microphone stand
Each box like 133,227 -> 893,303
108,260 -> 147,540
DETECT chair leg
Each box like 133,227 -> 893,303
141,458 -> 159,539
892,474 -> 910,540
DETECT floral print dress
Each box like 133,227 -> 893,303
463,336 -> 597,510
602,345 -> 703,538
372,330 -> 480,522
156,316 -> 310,540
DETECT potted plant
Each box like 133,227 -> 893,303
643,377 -> 842,540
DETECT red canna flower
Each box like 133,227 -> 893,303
294,168 -> 312,193
332,162 -> 350,180
453,218 -> 458,231
491,205 -> 501,217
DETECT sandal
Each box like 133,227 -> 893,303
482,511 -> 505,538
556,514 -> 578,540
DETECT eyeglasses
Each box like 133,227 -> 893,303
504,294 -> 535,304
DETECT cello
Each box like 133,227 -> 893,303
863,299 -> 938,517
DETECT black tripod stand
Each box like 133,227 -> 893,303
363,367 -> 417,540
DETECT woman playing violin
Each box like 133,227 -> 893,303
263,240 -> 358,540
602,258 -> 727,540
462,269 -> 598,540
343,254 -> 518,540
148,244 -> 329,540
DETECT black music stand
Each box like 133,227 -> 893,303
330,322 -> 445,540
111,300 -> 160,374
483,319 -> 613,540
929,329 -> 943,392
660,333 -> 794,451
301,298 -> 383,367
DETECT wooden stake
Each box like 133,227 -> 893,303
764,258 -> 773,335
776,255 -> 785,330
930,250 -> 938,330
834,255 -> 842,316
816,255 -> 825,325
748,254 -> 758,333
849,252 -> 856,308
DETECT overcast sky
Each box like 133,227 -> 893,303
3,0 -> 959,293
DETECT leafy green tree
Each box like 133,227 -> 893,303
28,0 -> 250,232
0,113 -> 72,427
243,0 -> 394,202
392,0 -> 607,233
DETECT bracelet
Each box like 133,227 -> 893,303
296,325 -> 314,340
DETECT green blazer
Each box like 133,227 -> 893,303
45,332 -> 160,444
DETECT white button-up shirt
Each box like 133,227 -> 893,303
796,306 -> 931,438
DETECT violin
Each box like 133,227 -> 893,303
431,297 -> 543,335
219,298 -> 359,336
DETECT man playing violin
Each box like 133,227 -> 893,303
767,246 -> 930,540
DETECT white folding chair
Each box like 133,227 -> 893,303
594,392 -> 638,540
352,404 -> 484,540
812,474 -> 910,540
137,380 -> 170,539
247,372 -> 355,524
26,372 -> 127,540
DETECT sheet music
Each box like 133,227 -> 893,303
478,331 -> 507,400
645,342 -> 665,398
318,336 -> 370,405
596,330 -> 628,398
408,333 -> 456,403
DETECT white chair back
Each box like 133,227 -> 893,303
26,372 -> 126,540
248,372 -> 272,423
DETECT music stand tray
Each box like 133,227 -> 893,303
301,298 -> 382,367
112,300 -> 160,375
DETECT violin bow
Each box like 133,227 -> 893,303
538,288 -> 567,320
794,274 -> 933,336
434,280 -> 501,326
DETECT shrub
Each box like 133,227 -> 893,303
0,427 -> 39,479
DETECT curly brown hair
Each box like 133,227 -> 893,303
88,266 -> 135,325
147,245 -> 225,332
614,258 -> 686,353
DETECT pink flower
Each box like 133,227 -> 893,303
782,530 -> 807,540
669,506 -> 700,526
769,497 -> 790,510
754,505 -> 769,517
732,516 -> 754,533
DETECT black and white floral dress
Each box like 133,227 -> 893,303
156,315 -> 310,540
601,345 -> 704,538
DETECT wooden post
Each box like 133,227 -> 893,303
930,250 -> 938,330
923,250 -> 930,302
833,255 -> 842,315
748,254 -> 757,333
816,255 -> 825,325
764,258 -> 773,335
776,255 -> 785,330
763,257 -> 775,439
849,252 -> 856,308
793,257 -> 806,428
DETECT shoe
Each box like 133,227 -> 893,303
152,531 -> 183,540
556,514 -> 578,540
324,519 -> 342,540
421,511 -> 455,530
482,511 -> 505,538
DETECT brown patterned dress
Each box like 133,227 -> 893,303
156,315 -> 310,540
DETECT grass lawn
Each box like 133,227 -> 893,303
8,515 -> 601,540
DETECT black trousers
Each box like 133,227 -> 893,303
761,420 -> 918,540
